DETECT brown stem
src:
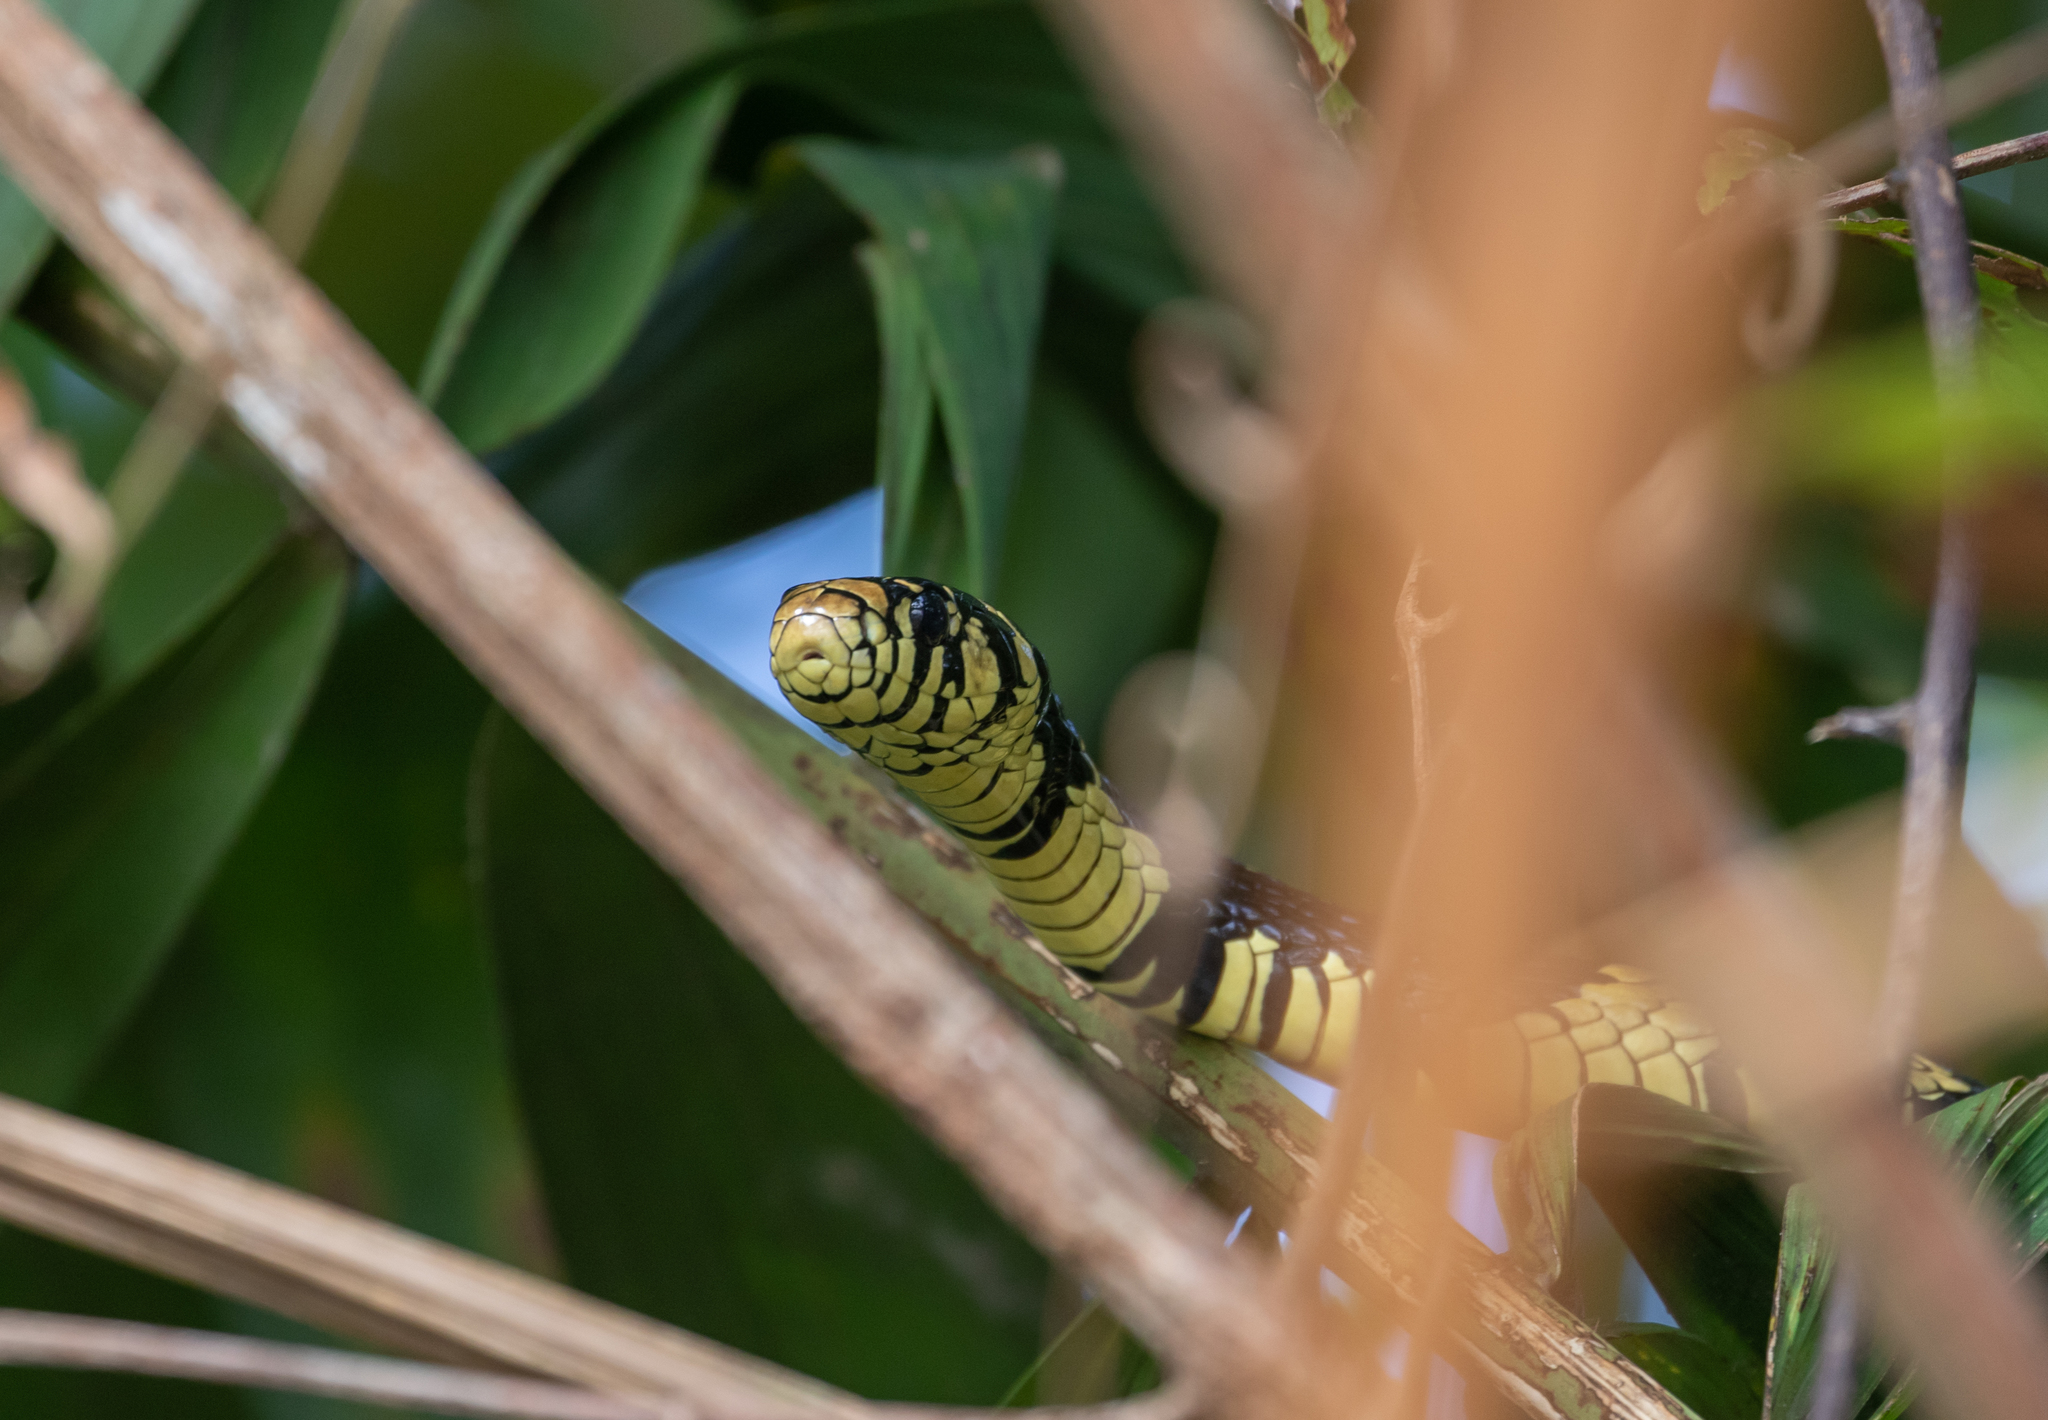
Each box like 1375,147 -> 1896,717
0,5 -> 1314,1416
1806,7 -> 1984,1415
1805,23 -> 2048,181
1819,126 -> 2048,217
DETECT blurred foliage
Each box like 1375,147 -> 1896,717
0,0 -> 2045,1417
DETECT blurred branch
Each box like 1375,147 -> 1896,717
1808,699 -> 1912,747
1806,7 -> 1988,1415
104,0 -> 416,549
0,1308 -> 1198,1420
1819,126 -> 2048,217
0,1093 -> 862,1415
0,1310 -> 695,1420
0,365 -> 114,699
1806,23 -> 2048,182
0,8 -> 1321,1419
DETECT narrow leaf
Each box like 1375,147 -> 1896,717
422,74 -> 743,451
800,138 -> 1061,593
857,240 -> 939,574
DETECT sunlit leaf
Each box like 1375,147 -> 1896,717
0,533 -> 344,1107
801,138 -> 1060,593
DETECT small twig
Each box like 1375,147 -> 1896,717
1809,5 -> 1983,1417
1394,552 -> 1454,801
0,1310 -> 693,1420
1808,700 -> 1913,747
103,0 -> 417,549
1819,126 -> 2048,217
0,367 -> 114,698
1805,23 -> 2048,182
1275,552 -> 1454,1318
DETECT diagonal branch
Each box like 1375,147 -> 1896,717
0,5 -> 1314,1419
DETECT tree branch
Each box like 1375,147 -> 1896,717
0,5 -> 1309,1417
1819,126 -> 2048,217
0,1310 -> 693,1420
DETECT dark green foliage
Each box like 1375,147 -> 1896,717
474,712 -> 1047,1401
3,1 -> 2048,1417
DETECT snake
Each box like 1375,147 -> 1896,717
769,575 -> 1975,1135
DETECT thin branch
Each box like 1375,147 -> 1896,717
0,364 -> 114,698
1864,0 -> 1981,1142
0,1309 -> 1199,1420
104,0 -> 417,548
1805,23 -> 2048,181
1808,700 -> 1912,747
0,8 -> 1318,1419
0,1310 -> 693,1420
1819,126 -> 2048,217
1809,7 -> 1986,1415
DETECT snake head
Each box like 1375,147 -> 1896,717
769,577 -> 1046,750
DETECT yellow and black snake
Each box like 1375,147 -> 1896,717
770,576 -> 1974,1134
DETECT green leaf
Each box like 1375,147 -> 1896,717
489,177 -> 882,587
424,0 -> 1185,460
1608,1324 -> 1767,1420
857,240 -> 941,575
997,1298 -> 1159,1407
1764,1079 -> 2048,1419
145,0 -> 350,211
742,0 -> 1187,310
422,72 -> 743,450
0,533 -> 345,1107
1299,0 -> 1354,77
0,0 -> 208,311
801,138 -> 1060,593
472,709 -> 1047,1401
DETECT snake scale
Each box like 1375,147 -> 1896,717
770,576 -> 1972,1135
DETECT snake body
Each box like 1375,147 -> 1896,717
770,576 -> 1973,1133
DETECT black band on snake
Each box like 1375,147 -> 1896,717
770,576 -> 1974,1135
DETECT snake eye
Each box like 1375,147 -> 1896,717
908,590 -> 949,648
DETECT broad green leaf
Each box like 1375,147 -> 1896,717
424,0 -> 1185,462
422,73 -> 743,450
145,0 -> 350,210
0,0 -> 207,310
489,177 -> 883,587
1608,1324 -> 1766,1420
0,533 -> 344,1107
472,709 -> 1047,1402
801,138 -> 1060,593
743,0 -> 1186,310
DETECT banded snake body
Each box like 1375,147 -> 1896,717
770,576 -> 1973,1135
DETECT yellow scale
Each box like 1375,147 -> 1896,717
772,577 -> 1973,1134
